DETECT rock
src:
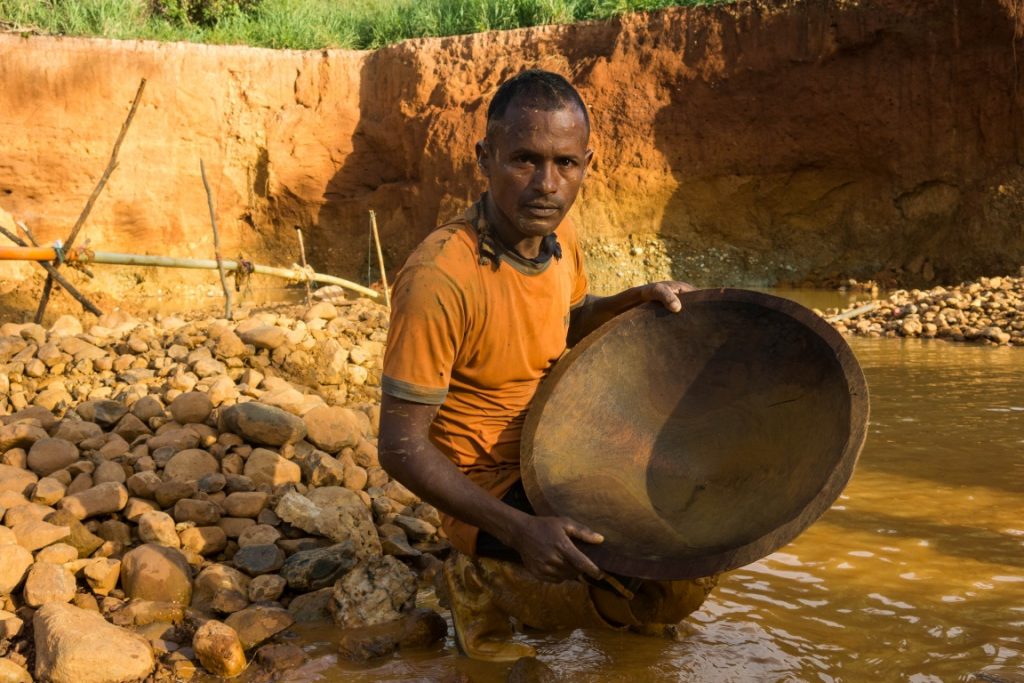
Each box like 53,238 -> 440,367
0,423 -> 48,452
507,656 -> 559,683
23,562 -> 77,607
0,609 -> 24,639
0,657 -> 32,683
192,564 -> 251,615
11,518 -> 70,551
33,602 -> 155,683
126,471 -> 162,499
218,403 -> 306,446
168,392 -> 213,424
0,463 -> 39,496
393,514 -> 437,541
279,542 -> 358,592
254,643 -> 307,672
36,542 -> 78,564
198,471 -> 227,493
287,586 -> 334,622
120,544 -> 192,604
83,558 -> 121,595
237,524 -> 281,548
243,448 -> 302,488
48,315 -> 83,337
109,600 -> 185,627
278,488 -> 381,558
224,605 -> 294,650
44,510 -> 104,558
123,497 -> 160,521
330,556 -> 417,628
147,427 -> 200,452
193,620 -> 247,678
180,526 -> 228,556
303,302 -> 338,321
51,420 -> 102,445
130,396 -> 165,421
93,460 -> 127,485
137,511 -> 181,548
237,325 -> 287,350
336,608 -> 447,662
112,413 -> 150,442
154,480 -> 198,508
32,476 -> 66,505
76,400 -> 129,428
222,491 -> 268,518
0,544 -> 33,594
173,498 -> 222,525
214,330 -> 247,358
26,438 -> 79,476
232,544 -> 285,577
164,448 -> 219,482
58,482 -> 128,519
247,574 -> 286,602
218,517 -> 257,539
5,501 -> 53,526
302,405 -> 362,453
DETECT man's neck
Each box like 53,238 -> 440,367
481,196 -> 544,260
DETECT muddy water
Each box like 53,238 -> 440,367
278,292 -> 1024,683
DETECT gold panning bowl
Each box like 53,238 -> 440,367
521,289 -> 869,580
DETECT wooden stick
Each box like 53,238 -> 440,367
294,227 -> 312,307
35,77 -> 147,323
0,225 -> 102,317
369,210 -> 390,308
201,159 -> 232,321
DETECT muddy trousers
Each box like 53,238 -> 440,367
439,552 -> 718,662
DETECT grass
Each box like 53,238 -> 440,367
0,0 -> 733,50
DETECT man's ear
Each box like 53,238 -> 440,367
582,148 -> 594,177
475,139 -> 490,177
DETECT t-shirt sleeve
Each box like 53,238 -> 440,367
382,264 -> 464,405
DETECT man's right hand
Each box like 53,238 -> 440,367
508,514 -> 606,583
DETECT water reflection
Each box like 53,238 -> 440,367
272,294 -> 1024,683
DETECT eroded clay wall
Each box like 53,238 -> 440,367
1,0 -> 1022,310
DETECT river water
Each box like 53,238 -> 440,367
278,290 -> 1024,683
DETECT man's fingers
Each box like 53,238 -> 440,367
564,521 -> 604,545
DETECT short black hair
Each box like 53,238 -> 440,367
486,69 -> 590,136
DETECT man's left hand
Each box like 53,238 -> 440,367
639,280 -> 697,313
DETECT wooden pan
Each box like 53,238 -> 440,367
520,289 -> 869,580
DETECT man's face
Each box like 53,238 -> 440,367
476,102 -> 593,242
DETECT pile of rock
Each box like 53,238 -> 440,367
827,273 -> 1024,345
0,300 -> 450,682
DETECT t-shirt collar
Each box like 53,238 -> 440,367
468,195 -> 563,271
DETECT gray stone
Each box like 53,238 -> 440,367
33,602 -> 155,683
243,448 -> 301,488
218,403 -> 306,446
279,542 -> 358,592
276,489 -> 381,559
173,498 -> 221,525
232,544 -> 285,577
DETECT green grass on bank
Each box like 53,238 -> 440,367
0,0 -> 732,50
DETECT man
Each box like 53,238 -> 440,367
379,70 -> 714,662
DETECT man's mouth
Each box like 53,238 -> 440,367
523,204 -> 560,217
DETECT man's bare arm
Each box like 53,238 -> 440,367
568,280 -> 697,346
378,393 -> 605,582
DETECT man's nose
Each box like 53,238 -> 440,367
532,161 -> 558,194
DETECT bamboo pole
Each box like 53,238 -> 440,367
369,210 -> 390,308
0,227 -> 103,317
294,227 -> 312,307
200,159 -> 232,320
35,78 -> 147,323
826,302 -> 879,323
0,245 -> 381,300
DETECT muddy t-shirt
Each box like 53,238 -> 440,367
382,201 -> 589,555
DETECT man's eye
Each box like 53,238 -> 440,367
558,158 -> 576,168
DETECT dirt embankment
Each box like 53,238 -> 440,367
1,0 -> 1023,315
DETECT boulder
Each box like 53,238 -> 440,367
279,542 -> 357,592
218,403 -> 305,446
0,464 -> 38,496
232,544 -> 285,577
192,564 -> 251,615
33,602 -> 154,683
58,482 -> 128,519
44,510 -> 104,558
0,658 -> 31,683
168,392 -> 213,424
26,438 -> 79,476
276,489 -> 381,559
11,519 -> 69,551
243,449 -> 301,488
180,526 -> 228,556
137,511 -> 181,548
163,448 -> 219,482
224,605 -> 294,650
302,405 -> 363,453
237,325 -> 287,350
193,620 -> 247,677
0,543 -> 33,594
120,544 -> 192,604
329,556 -> 417,629
23,562 -> 77,607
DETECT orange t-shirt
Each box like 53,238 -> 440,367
382,200 -> 589,555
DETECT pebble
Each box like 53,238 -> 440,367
193,620 -> 247,678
